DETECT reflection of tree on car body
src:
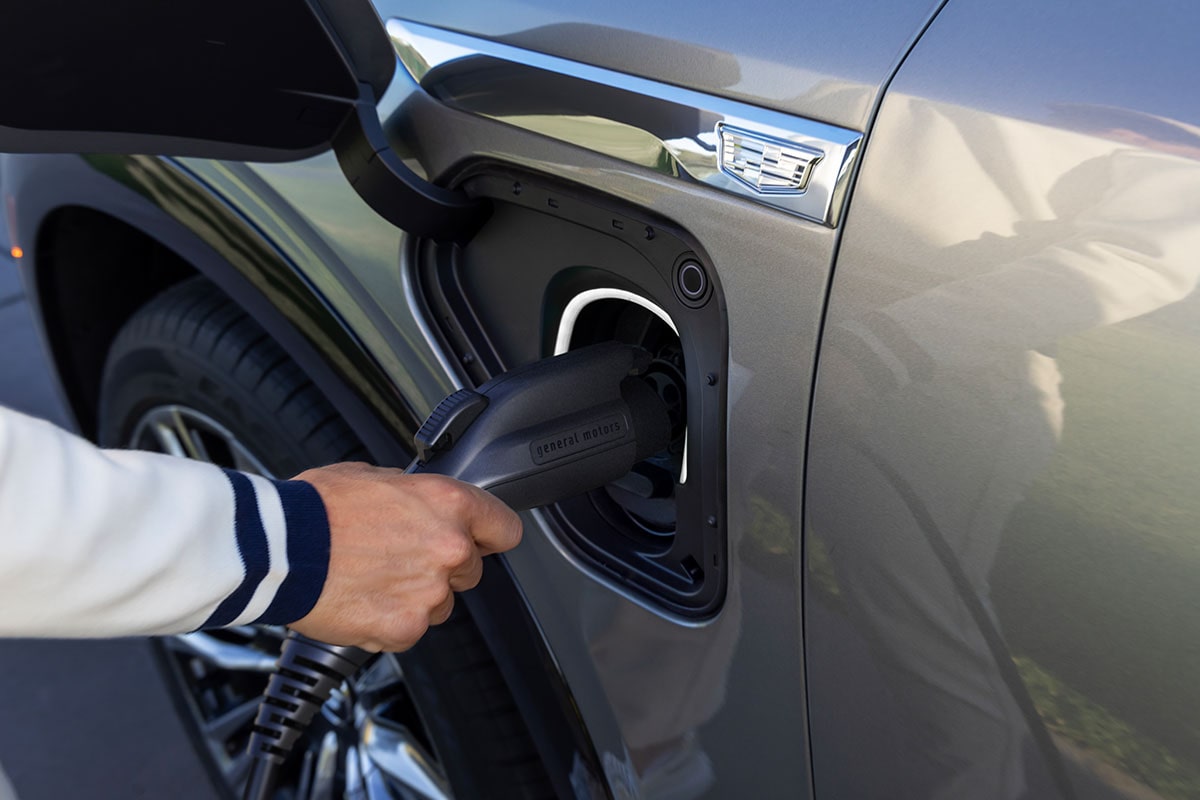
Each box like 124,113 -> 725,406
810,98 -> 1200,798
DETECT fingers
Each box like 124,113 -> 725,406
448,545 -> 484,593
408,474 -> 523,556
286,466 -> 523,653
428,591 -> 455,626
457,483 -> 523,556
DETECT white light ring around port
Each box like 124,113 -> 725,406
554,288 -> 687,485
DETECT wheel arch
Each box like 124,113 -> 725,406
10,153 -> 414,464
34,204 -> 198,439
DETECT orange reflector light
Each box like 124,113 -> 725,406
10,246 -> 23,259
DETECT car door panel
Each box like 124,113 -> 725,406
809,0 -> 1200,797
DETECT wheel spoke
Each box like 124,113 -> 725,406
360,718 -> 452,800
202,696 -> 261,742
172,409 -> 212,462
229,624 -> 280,639
297,730 -> 339,800
223,751 -> 254,786
231,446 -> 269,477
362,766 -> 399,800
133,404 -> 276,477
345,741 -> 366,799
353,655 -> 404,708
347,742 -> 395,800
150,421 -> 187,458
164,632 -> 279,672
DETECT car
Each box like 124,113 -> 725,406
2,0 -> 1198,798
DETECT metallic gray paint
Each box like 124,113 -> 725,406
809,0 -> 1200,797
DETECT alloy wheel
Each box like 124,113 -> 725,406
131,404 -> 452,800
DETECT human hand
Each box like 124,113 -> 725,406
287,462 -> 522,652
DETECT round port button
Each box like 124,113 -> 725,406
678,261 -> 707,300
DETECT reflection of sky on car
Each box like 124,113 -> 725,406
895,0 -> 1199,137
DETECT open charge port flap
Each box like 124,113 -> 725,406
414,172 -> 727,616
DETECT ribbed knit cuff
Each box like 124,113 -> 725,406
253,479 -> 331,625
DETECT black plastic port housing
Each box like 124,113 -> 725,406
414,170 -> 727,616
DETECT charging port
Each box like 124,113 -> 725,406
557,294 -> 685,545
413,171 -> 726,616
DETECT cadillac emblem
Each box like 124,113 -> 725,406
717,123 -> 823,194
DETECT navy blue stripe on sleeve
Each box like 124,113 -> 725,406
200,470 -> 272,629
254,479 -> 330,625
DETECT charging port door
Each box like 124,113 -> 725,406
416,176 -> 727,617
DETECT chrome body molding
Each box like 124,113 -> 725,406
386,19 -> 862,226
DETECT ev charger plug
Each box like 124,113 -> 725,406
242,342 -> 672,799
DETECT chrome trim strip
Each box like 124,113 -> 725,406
386,19 -> 862,227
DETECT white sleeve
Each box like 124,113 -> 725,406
0,406 -> 330,638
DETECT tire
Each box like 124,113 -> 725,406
98,277 -> 554,800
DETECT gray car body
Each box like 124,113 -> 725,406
6,0 -> 1198,797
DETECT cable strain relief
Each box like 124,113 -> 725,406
246,632 -> 372,763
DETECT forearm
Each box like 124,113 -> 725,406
0,407 -> 328,638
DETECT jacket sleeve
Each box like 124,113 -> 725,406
0,406 -> 330,638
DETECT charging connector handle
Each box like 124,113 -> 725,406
410,342 -> 670,509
